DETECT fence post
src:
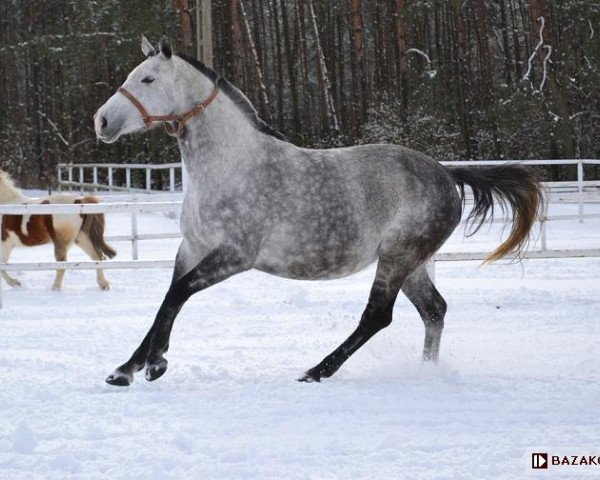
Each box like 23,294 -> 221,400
131,212 -> 139,260
146,168 -> 151,192
108,167 -> 113,189
126,168 -> 131,191
169,167 -> 175,192
57,165 -> 62,192
577,161 -> 584,223
93,166 -> 98,192
68,166 -> 73,191
79,166 -> 84,193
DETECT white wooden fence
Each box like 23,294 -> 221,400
59,159 -> 600,193
2,159 -> 599,307
57,162 -> 183,193
1,195 -> 599,307
58,158 -> 600,221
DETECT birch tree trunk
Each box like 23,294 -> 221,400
237,0 -> 269,120
307,0 -> 339,132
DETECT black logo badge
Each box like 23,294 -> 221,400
532,453 -> 548,469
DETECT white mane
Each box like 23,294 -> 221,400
0,170 -> 30,204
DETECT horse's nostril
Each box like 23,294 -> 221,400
101,116 -> 108,129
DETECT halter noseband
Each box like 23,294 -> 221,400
117,83 -> 219,138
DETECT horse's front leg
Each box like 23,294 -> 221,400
106,243 -> 253,386
1,241 -> 21,287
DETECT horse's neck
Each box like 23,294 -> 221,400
178,95 -> 266,180
0,186 -> 29,204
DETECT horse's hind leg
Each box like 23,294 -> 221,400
401,264 -> 447,362
76,233 -> 110,290
52,239 -> 69,291
1,241 -> 21,287
299,256 -> 414,383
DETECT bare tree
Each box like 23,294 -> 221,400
237,0 -> 269,119
172,0 -> 194,55
307,0 -> 339,132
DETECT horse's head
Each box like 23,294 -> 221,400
94,36 -> 183,143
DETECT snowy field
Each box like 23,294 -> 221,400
0,199 -> 599,479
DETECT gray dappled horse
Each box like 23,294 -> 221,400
94,36 -> 543,387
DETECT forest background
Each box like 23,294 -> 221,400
0,0 -> 598,188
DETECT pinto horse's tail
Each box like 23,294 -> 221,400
449,165 -> 544,263
76,196 -> 117,260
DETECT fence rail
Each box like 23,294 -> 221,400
58,159 -> 600,194
1,196 -> 599,307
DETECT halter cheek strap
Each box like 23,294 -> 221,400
117,83 -> 219,138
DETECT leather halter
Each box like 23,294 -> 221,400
117,83 -> 219,138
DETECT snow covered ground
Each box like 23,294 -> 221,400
0,200 -> 599,479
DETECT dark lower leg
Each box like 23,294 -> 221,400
106,289 -> 187,386
299,300 -> 394,382
106,244 -> 251,386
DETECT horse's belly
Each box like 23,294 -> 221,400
254,242 -> 377,280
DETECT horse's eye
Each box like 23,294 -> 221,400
141,76 -> 155,84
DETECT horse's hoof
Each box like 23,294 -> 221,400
99,283 -> 110,291
51,285 -> 61,292
297,369 -> 321,383
105,370 -> 133,387
145,358 -> 168,382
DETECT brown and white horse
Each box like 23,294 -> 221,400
0,169 -> 116,290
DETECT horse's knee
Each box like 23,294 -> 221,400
359,302 -> 394,332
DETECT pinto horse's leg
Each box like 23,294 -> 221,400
299,256 -> 415,383
76,234 -> 110,290
401,264 -> 447,362
51,240 -> 69,291
106,244 -> 252,386
1,241 -> 21,288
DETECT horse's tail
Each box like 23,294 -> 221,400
449,165 -> 544,263
76,196 -> 117,260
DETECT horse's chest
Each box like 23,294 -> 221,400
1,214 -> 52,246
179,193 -> 235,247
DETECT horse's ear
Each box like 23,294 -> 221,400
159,36 -> 173,60
141,34 -> 156,57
